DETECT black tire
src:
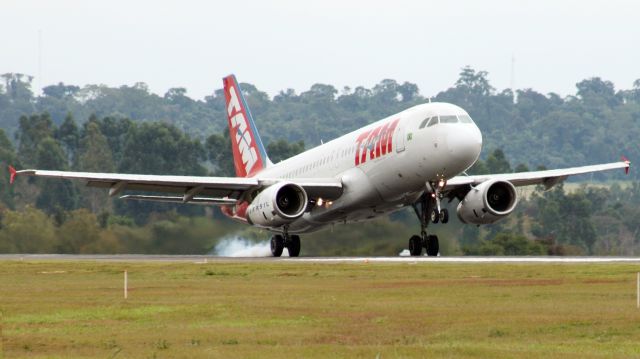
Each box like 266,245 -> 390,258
408,235 -> 422,256
440,208 -> 449,224
287,235 -> 301,257
430,209 -> 439,224
426,234 -> 439,256
270,235 -> 284,257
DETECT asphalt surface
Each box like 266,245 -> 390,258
1,254 -> 639,263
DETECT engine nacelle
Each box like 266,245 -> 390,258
456,180 -> 518,225
246,182 -> 308,227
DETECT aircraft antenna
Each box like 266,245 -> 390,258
510,54 -> 516,103
38,29 -> 43,95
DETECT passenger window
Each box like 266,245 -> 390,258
419,117 -> 432,129
458,114 -> 473,123
440,115 -> 458,123
427,116 -> 439,127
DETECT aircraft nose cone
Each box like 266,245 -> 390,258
446,125 -> 482,168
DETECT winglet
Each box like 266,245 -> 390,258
8,165 -> 16,184
621,155 -> 631,175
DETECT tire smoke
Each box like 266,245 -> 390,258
213,235 -> 289,257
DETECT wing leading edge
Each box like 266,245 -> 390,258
445,159 -> 630,191
11,169 -> 343,204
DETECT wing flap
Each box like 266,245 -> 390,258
120,195 -> 237,205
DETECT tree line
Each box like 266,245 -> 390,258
2,68 -> 639,178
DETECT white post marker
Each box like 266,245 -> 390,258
124,270 -> 128,299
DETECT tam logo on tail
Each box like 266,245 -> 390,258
223,75 -> 270,177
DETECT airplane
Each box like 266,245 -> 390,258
9,75 -> 631,257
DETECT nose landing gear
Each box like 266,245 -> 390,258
430,208 -> 449,224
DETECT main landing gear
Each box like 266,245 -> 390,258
409,182 -> 449,257
270,227 -> 300,257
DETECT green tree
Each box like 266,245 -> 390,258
0,206 -> 56,253
532,185 -> 598,254
1,73 -> 34,102
485,149 -> 512,173
455,66 -> 495,96
77,121 -> 115,212
576,77 -> 620,106
16,113 -> 55,167
0,129 -> 18,207
514,163 -> 529,173
467,159 -> 488,175
117,122 -> 206,222
34,138 -> 78,217
267,139 -> 305,163
42,82 -> 80,99
206,132 -> 234,176
56,209 -> 101,253
55,113 -> 80,163
463,232 -> 545,255
92,116 -> 134,164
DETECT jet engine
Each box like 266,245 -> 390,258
456,180 -> 518,225
247,182 -> 308,227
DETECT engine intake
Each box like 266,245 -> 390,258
456,180 -> 518,225
247,182 -> 308,227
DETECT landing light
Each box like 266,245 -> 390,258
438,179 -> 446,188
316,198 -> 333,208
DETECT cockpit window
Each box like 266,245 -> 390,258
427,116 -> 438,127
440,115 -> 458,124
458,114 -> 474,123
419,117 -> 431,129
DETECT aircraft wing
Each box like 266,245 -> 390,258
10,168 -> 343,204
445,159 -> 630,191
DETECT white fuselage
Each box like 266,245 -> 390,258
253,102 -> 483,233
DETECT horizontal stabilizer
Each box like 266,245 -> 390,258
120,195 -> 237,205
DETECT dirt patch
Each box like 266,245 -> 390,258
368,278 -> 564,289
277,272 -> 300,277
582,279 -> 626,284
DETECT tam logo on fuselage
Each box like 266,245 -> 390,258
227,85 -> 259,176
354,118 -> 399,166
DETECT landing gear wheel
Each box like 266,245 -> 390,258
270,235 -> 284,257
287,235 -> 301,257
430,209 -> 440,224
440,209 -> 449,224
408,235 -> 423,256
426,235 -> 439,256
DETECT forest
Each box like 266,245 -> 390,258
0,67 -> 639,255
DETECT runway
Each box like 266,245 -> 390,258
1,254 -> 639,263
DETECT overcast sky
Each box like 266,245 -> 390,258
2,0 -> 639,100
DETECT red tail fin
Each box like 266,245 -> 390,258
223,75 -> 271,177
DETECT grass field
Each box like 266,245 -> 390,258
1,260 -> 640,358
